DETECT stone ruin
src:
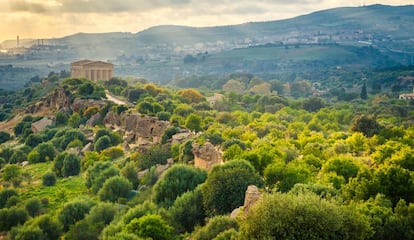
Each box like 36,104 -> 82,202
192,141 -> 223,171
103,111 -> 171,151
231,185 -> 262,218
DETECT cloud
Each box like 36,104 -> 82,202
9,0 -> 50,13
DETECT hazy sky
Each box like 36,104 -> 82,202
0,0 -> 411,43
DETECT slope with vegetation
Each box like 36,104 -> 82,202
0,68 -> 413,239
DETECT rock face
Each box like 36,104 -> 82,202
243,185 -> 261,216
48,88 -> 72,112
71,99 -> 106,113
231,185 -> 262,218
192,141 -> 223,171
104,111 -> 171,148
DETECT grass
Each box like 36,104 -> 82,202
19,162 -> 90,213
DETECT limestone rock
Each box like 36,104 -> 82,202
192,141 -> 223,171
86,113 -> 101,127
243,185 -> 261,216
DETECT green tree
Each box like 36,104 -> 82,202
0,131 -> 11,144
168,187 -> 206,233
153,164 -> 207,207
0,207 -> 29,231
136,145 -> 171,170
25,134 -> 42,148
25,198 -> 42,217
58,198 -> 95,231
33,142 -> 56,162
62,153 -> 81,177
68,113 -> 81,128
98,176 -> 133,202
360,83 -> 368,100
303,97 -> 325,112
125,214 -> 173,240
202,160 -> 263,216
42,172 -> 57,186
351,115 -> 382,137
185,113 -> 202,132
2,164 -> 22,182
0,189 -> 18,208
86,161 -> 120,194
95,135 -> 112,152
192,215 -> 238,240
55,111 -> 68,125
239,192 -> 372,240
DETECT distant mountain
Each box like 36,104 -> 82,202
3,4 -> 412,57
1,4 -> 414,88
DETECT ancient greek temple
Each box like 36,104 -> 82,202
70,60 -> 114,81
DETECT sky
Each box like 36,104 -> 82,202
0,0 -> 412,43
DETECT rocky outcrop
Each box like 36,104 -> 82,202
71,99 -> 106,113
243,185 -> 261,215
192,141 -> 223,171
231,185 -> 262,218
49,88 -> 71,112
103,111 -> 171,150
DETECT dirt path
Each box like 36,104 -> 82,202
105,90 -> 133,106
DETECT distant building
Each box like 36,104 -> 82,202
399,88 -> 414,100
70,60 -> 114,81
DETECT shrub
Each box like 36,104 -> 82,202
42,172 -> 57,186
98,176 -> 133,202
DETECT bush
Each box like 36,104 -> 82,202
192,215 -> 238,240
98,176 -> 133,202
202,160 -> 263,216
62,153 -> 81,177
0,131 -> 11,144
125,214 -> 173,240
95,135 -> 112,152
239,192 -> 372,240
25,198 -> 42,217
58,198 -> 95,231
168,187 -> 206,233
34,142 -> 56,162
0,207 -> 29,231
0,189 -> 18,208
153,164 -> 207,207
42,172 -> 57,186
86,161 -> 120,193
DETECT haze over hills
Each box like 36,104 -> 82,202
1,4 -> 414,88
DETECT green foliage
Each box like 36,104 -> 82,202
2,164 -> 22,181
68,113 -> 81,128
95,135 -> 112,152
0,188 -> 18,208
125,214 -> 173,240
136,145 -> 171,170
98,176 -> 133,202
42,172 -> 57,186
86,161 -> 120,194
65,202 -> 118,240
169,186 -> 206,233
303,97 -> 325,112
0,131 -> 11,144
239,192 -> 373,240
55,111 -> 68,125
351,115 -> 382,137
100,146 -> 124,159
121,162 -> 139,189
25,198 -> 42,217
0,207 -> 29,231
192,215 -> 238,240
153,164 -> 207,208
62,153 -> 81,177
58,197 -> 95,231
202,160 -> 263,216
223,144 -> 243,161
9,149 -> 27,163
33,142 -> 56,163
322,155 -> 360,182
